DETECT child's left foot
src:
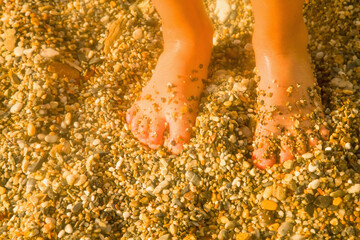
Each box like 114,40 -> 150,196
252,49 -> 329,169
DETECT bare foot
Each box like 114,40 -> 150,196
252,50 -> 329,169
126,26 -> 213,154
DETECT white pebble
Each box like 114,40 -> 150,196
58,230 -> 65,238
93,139 -> 101,146
215,0 -> 231,23
64,224 -> 73,234
347,184 -> 360,194
308,161 -> 319,172
45,134 -> 58,143
308,179 -> 320,189
302,152 -> 313,159
10,102 -> 23,113
132,28 -> 143,40
123,211 -> 130,219
40,48 -> 59,58
14,47 -> 24,56
344,142 -> 351,150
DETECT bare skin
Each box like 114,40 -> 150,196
251,0 -> 329,169
126,0 -> 213,154
127,0 -> 329,167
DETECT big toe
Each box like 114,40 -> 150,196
131,115 -> 150,143
166,118 -> 193,155
252,140 -> 277,169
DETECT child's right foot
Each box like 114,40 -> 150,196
126,15 -> 213,154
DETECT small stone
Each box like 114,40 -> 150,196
0,187 -> 6,195
308,179 -> 320,190
314,196 -> 333,208
330,218 -> 338,226
4,29 -> 16,51
14,46 -> 24,56
263,186 -> 273,199
185,171 -> 201,186
347,184 -> 360,193
48,62 -> 80,79
302,153 -> 313,159
58,230 -> 65,238
10,102 -> 23,113
223,101 -> 232,107
64,224 -> 73,234
40,48 -> 59,58
259,210 -> 275,227
273,185 -> 287,201
308,162 -> 318,172
290,235 -> 304,240
225,221 -> 236,229
158,234 -> 170,240
261,200 -> 278,210
215,0 -> 231,23
169,224 -> 177,235
330,190 -> 345,198
234,233 -> 251,240
315,51 -> 324,59
218,229 -> 229,240
332,197 -> 342,206
66,174 -> 77,186
268,223 -> 279,231
153,180 -> 169,194
65,112 -> 72,125
93,139 -> 101,146
27,122 -> 36,136
26,178 -> 36,193
72,202 -> 83,214
283,160 -> 293,170
45,134 -> 58,143
278,222 -> 293,237
132,28 -> 143,40
74,174 -> 87,186
220,216 -> 229,224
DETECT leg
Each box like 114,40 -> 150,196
251,0 -> 329,169
126,0 -> 213,154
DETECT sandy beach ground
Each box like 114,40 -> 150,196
0,0 -> 359,239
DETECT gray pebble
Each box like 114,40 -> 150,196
185,171 -> 201,186
278,222 -> 293,237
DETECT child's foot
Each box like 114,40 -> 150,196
126,23 -> 213,154
252,47 -> 329,169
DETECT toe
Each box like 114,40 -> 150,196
252,140 -> 277,169
279,140 -> 294,164
166,118 -> 193,155
131,115 -> 150,143
147,118 -> 166,149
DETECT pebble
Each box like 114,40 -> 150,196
93,139 -> 101,146
4,29 -> 16,51
308,161 -> 319,172
45,134 -> 58,143
308,179 -> 320,189
218,229 -> 229,240
185,171 -> 201,186
283,160 -> 293,170
330,78 -> 353,90
302,152 -> 313,159
261,200 -> 278,210
58,230 -> 65,238
132,28 -> 143,40
153,180 -> 169,194
40,48 -> 59,58
158,234 -> 170,240
263,186 -> 273,199
27,122 -> 36,136
169,224 -> 177,235
347,184 -> 360,193
332,197 -> 342,206
278,222 -> 293,237
273,185 -> 287,201
315,51 -> 324,59
314,196 -> 333,208
14,46 -> 24,56
215,0 -> 231,23
64,224 -> 73,234
330,218 -> 339,226
72,202 -> 83,214
10,102 -> 23,113
0,187 -> 6,195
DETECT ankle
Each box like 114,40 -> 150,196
162,18 -> 213,51
252,23 -> 309,56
